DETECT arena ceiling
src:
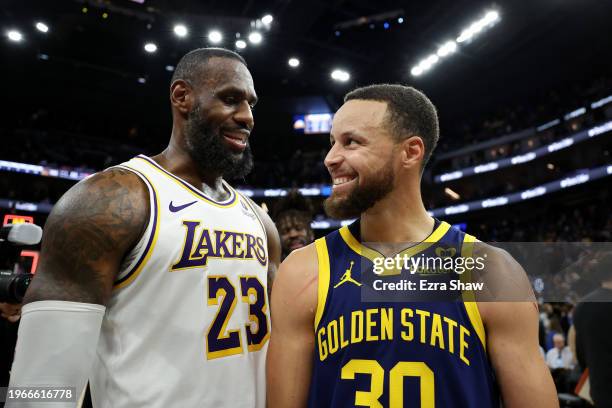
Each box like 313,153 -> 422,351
2,0 -> 611,146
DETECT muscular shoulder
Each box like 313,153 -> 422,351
271,243 -> 319,324
24,167 -> 150,305
470,242 -> 537,325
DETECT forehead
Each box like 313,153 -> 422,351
277,214 -> 309,229
198,57 -> 255,94
332,100 -> 388,134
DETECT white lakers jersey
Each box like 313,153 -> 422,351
89,155 -> 270,408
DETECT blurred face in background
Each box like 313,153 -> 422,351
324,100 -> 398,219
277,213 -> 314,256
553,334 -> 565,350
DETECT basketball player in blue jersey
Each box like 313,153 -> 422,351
8,48 -> 280,408
267,84 -> 558,407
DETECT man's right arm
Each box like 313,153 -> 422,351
267,243 -> 319,408
7,168 -> 148,407
24,167 -> 149,305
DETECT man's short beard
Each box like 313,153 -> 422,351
184,103 -> 253,180
324,162 -> 395,220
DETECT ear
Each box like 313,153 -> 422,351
399,136 -> 425,170
170,79 -> 193,115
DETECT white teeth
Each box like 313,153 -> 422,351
333,177 -> 354,185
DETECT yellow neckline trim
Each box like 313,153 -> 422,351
135,156 -> 238,208
339,220 -> 452,264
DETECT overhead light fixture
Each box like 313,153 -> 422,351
137,77 -> 146,84
436,40 -> 457,57
35,22 -> 49,33
173,24 -> 188,38
457,9 -> 500,43
165,65 -> 175,72
261,15 -> 273,25
331,69 -> 350,82
208,30 -> 222,44
411,8 -> 500,77
144,42 -> 157,53
248,32 -> 262,44
444,187 -> 461,200
288,57 -> 300,68
7,30 -> 23,42
411,66 -> 423,76
235,39 -> 247,49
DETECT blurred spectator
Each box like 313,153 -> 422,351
272,190 -> 315,260
546,333 -> 574,370
573,252 -> 612,407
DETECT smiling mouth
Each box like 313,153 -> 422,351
223,132 -> 248,151
332,176 -> 357,188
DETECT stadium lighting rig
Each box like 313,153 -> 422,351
6,30 -> 23,42
331,69 -> 350,82
173,24 -> 188,38
411,9 -> 500,77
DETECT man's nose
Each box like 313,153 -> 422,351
324,144 -> 342,170
234,101 -> 254,130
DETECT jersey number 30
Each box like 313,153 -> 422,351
342,359 -> 434,408
206,276 -> 269,359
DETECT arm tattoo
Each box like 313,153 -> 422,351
24,168 -> 149,305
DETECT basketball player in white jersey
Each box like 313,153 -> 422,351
8,48 -> 280,408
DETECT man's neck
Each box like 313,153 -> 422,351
152,143 -> 228,201
360,189 -> 434,244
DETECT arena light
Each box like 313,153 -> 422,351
436,40 -> 457,57
235,39 -> 247,49
248,31 -> 262,44
261,14 -> 273,25
444,187 -> 461,200
144,42 -> 157,53
35,22 -> 49,33
331,69 -> 350,82
457,10 -> 500,43
165,65 -> 175,72
411,9 -> 500,77
411,66 -> 423,76
208,30 -> 223,44
7,30 -> 23,42
173,24 -> 188,38
288,57 -> 300,68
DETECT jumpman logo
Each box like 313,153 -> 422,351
334,261 -> 362,288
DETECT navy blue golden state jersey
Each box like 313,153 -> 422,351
308,220 -> 499,408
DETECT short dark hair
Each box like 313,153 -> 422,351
344,84 -> 439,168
171,47 -> 247,86
273,190 -> 314,226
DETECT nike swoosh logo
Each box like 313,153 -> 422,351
169,200 -> 197,212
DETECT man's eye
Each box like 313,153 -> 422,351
347,138 -> 357,145
224,96 -> 238,105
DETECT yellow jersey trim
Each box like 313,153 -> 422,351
339,221 -> 452,275
314,238 -> 331,331
461,233 -> 486,350
113,165 -> 161,290
135,155 -> 238,208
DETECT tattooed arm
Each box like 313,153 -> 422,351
7,168 -> 149,403
23,167 -> 149,305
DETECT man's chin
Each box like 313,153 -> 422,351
323,195 -> 362,220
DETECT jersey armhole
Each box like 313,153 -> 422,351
314,237 -> 331,331
112,164 -> 160,290
461,233 -> 487,350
